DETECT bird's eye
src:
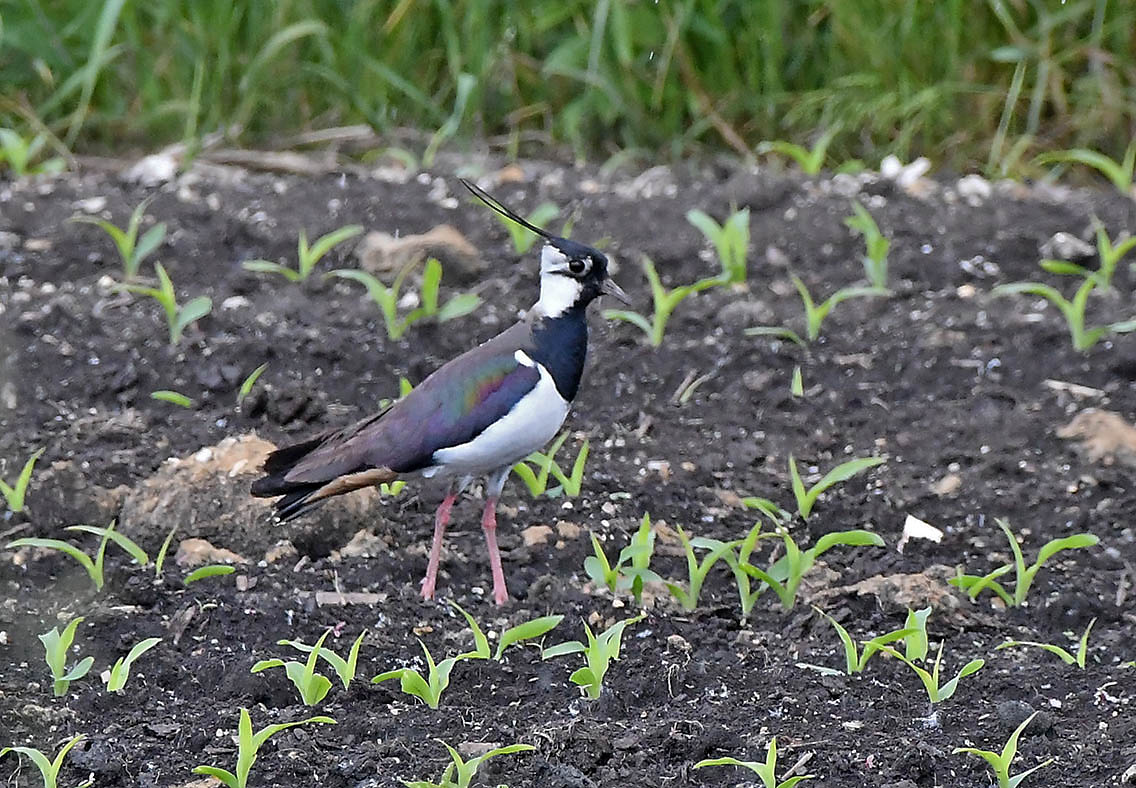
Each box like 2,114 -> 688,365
568,258 -> 589,275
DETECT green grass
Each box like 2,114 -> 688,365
2,1 -> 1134,170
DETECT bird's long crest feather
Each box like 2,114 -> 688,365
459,178 -> 553,240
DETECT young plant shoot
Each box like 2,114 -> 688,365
403,740 -> 535,788
583,514 -> 661,604
193,709 -> 334,788
251,629 -> 335,705
122,263 -> 212,345
686,206 -> 750,284
757,128 -> 838,175
813,606 -> 920,675
878,642 -> 985,704
276,629 -> 367,689
1,735 -> 86,788
8,520 -> 145,591
995,618 -> 1096,668
242,224 -> 363,282
695,736 -> 814,788
69,198 -> 165,280
105,637 -> 162,692
844,200 -> 891,290
450,602 -> 563,661
748,275 -> 888,343
40,617 -> 93,697
371,640 -> 462,709
664,526 -> 738,611
789,454 -> 886,520
949,518 -> 1099,607
1,447 -> 44,513
542,614 -> 644,699
512,430 -> 590,498
953,711 -> 1054,788
603,256 -> 721,347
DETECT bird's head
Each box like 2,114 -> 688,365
460,178 -> 629,318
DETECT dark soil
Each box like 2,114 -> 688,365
1,158 -> 1134,788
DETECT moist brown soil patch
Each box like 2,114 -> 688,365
1,160 -> 1134,788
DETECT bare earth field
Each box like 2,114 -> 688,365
1,157 -> 1134,788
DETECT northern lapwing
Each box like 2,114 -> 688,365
251,179 -> 629,604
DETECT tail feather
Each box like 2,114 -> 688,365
252,437 -> 398,522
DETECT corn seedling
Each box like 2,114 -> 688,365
105,637 -> 162,692
1040,220 -> 1136,291
953,711 -> 1054,788
663,526 -> 738,611
1,735 -> 86,788
512,431 -> 589,498
151,389 -> 194,408
380,480 -> 407,497
252,629 -> 335,705
542,614 -> 643,699
193,709 -> 335,788
154,525 -> 178,577
242,224 -> 363,283
0,128 -> 65,177
603,256 -> 720,347
791,275 -> 888,342
949,518 -> 1099,607
40,617 -> 93,697
450,602 -> 563,661
695,737 -> 814,788
403,740 -> 535,788
329,258 -> 480,340
277,629 -> 366,689
372,640 -> 463,709
69,199 -> 164,280
789,454 -> 886,520
1,447 -> 44,513
790,366 -> 804,397
813,606 -> 924,675
237,363 -> 269,404
583,514 -> 661,605
878,642 -> 984,703
122,263 -> 212,345
686,207 -> 750,284
1035,140 -> 1136,195
184,564 -> 236,584
740,528 -> 885,611
992,272 -> 1136,352
995,618 -> 1096,668
757,128 -> 838,175
8,520 -> 143,591
494,200 -> 559,254
844,201 -> 891,291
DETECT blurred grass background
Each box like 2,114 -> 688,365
1,0 -> 1134,172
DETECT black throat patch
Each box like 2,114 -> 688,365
530,307 -> 589,401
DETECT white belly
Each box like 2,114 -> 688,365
430,361 -> 570,473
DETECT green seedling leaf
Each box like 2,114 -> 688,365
757,128 -> 837,175
372,641 -> 460,708
1035,142 -> 1136,194
237,363 -> 269,403
0,447 -> 44,512
154,524 -> 178,576
402,739 -> 535,788
844,201 -> 891,290
39,616 -> 93,696
496,615 -> 563,659
450,601 -> 491,660
242,260 -> 301,281
6,536 -> 105,590
903,606 -> 932,662
953,710 -> 1054,788
151,389 -> 194,407
995,617 -> 1096,669
664,526 -> 737,611
696,736 -> 815,787
194,708 -> 334,788
184,564 -> 236,584
686,207 -> 750,284
1,734 -> 86,788
106,636 -> 162,691
543,614 -> 643,699
880,642 -> 984,703
279,629 -> 367,689
66,522 -> 148,566
603,256 -> 722,347
789,455 -> 886,520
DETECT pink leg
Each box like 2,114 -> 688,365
421,491 -> 457,600
480,496 -> 509,605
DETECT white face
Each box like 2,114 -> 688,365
537,244 -> 585,317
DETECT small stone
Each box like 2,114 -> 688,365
1040,232 -> 1094,261
23,238 -> 52,252
522,525 -> 554,547
73,196 -> 108,213
956,174 -> 992,205
930,473 -> 962,496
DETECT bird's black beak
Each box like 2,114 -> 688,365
601,277 -> 630,304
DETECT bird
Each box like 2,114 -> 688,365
251,178 -> 629,605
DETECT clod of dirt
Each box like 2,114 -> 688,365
830,565 -> 963,613
332,528 -> 390,559
522,524 -> 554,547
174,538 -> 247,567
1040,231 -> 1095,261
1057,409 -> 1136,466
356,224 -> 484,280
117,433 -> 382,557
